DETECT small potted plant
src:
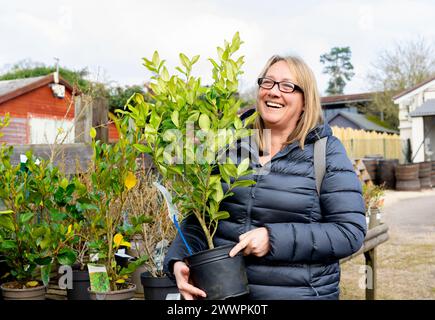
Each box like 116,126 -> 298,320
362,183 -> 386,229
121,165 -> 178,300
122,33 -> 258,299
81,116 -> 150,300
0,147 -> 77,300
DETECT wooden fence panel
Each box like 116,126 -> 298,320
332,126 -> 402,161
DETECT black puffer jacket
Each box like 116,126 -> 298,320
164,123 -> 367,300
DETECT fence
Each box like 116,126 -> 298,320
332,127 -> 403,161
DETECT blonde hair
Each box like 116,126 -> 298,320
254,55 -> 323,150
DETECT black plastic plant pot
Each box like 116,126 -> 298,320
184,244 -> 249,300
67,268 -> 91,300
140,272 -> 179,300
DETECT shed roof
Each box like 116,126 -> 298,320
409,99 -> 435,117
329,111 -> 397,134
321,92 -> 376,106
392,75 -> 435,102
0,73 -> 75,104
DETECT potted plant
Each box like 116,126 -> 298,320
61,180 -> 94,300
121,32 -> 258,299
121,165 -> 178,300
362,183 -> 386,229
81,116 -> 150,300
0,146 -> 77,300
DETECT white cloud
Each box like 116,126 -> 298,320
0,0 -> 434,95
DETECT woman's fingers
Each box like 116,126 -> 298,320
229,237 -> 250,257
173,261 -> 207,299
230,227 -> 270,257
178,282 -> 207,299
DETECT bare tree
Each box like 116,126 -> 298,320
366,37 -> 435,129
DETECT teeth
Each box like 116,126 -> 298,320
266,102 -> 284,108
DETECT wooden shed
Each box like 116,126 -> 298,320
0,73 -> 76,144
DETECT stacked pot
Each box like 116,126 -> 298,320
395,163 -> 420,191
362,158 -> 379,185
377,159 -> 399,189
418,162 -> 433,189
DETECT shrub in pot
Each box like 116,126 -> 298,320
121,166 -> 178,299
0,147 -> 77,300
80,117 -> 150,300
362,183 -> 386,229
122,32 -> 257,299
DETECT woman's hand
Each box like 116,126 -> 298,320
229,227 -> 270,258
173,261 -> 207,300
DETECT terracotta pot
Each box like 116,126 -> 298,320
0,282 -> 46,300
88,283 -> 136,300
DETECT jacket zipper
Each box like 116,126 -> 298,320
245,171 -> 259,232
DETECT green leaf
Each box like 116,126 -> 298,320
161,67 -> 170,81
60,178 -> 69,190
223,162 -> 238,177
198,114 -> 210,131
39,236 -> 51,250
171,110 -> 179,128
237,157 -> 250,176
212,183 -> 224,202
0,240 -> 17,250
19,212 -> 35,225
179,53 -> 190,70
211,210 -> 230,220
133,143 -> 152,154
0,215 -> 14,231
0,210 -> 13,215
219,165 -> 230,185
231,179 -> 256,189
191,55 -> 200,65
57,248 -> 77,266
50,211 -> 68,222
41,263 -> 52,287
152,51 -> 160,66
187,112 -> 199,122
234,117 -> 242,130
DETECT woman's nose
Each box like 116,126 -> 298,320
267,84 -> 281,97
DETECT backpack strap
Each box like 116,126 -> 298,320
314,137 -> 328,195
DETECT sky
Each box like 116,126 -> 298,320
1,0 -> 434,96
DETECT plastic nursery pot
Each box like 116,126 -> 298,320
67,267 -> 91,300
140,271 -> 179,300
184,244 -> 249,300
0,282 -> 46,300
87,283 -> 136,300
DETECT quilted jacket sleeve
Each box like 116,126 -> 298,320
264,136 -> 367,263
163,214 -> 208,276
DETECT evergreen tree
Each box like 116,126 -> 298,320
320,47 -> 355,95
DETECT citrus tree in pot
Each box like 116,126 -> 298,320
121,32 -> 258,299
81,117 -> 150,300
0,147 -> 77,300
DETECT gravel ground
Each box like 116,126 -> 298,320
340,188 -> 435,300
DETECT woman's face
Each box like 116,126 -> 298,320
257,60 -> 304,131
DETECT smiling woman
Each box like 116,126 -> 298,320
166,54 -> 367,300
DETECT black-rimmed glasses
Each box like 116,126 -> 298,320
257,77 -> 303,94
